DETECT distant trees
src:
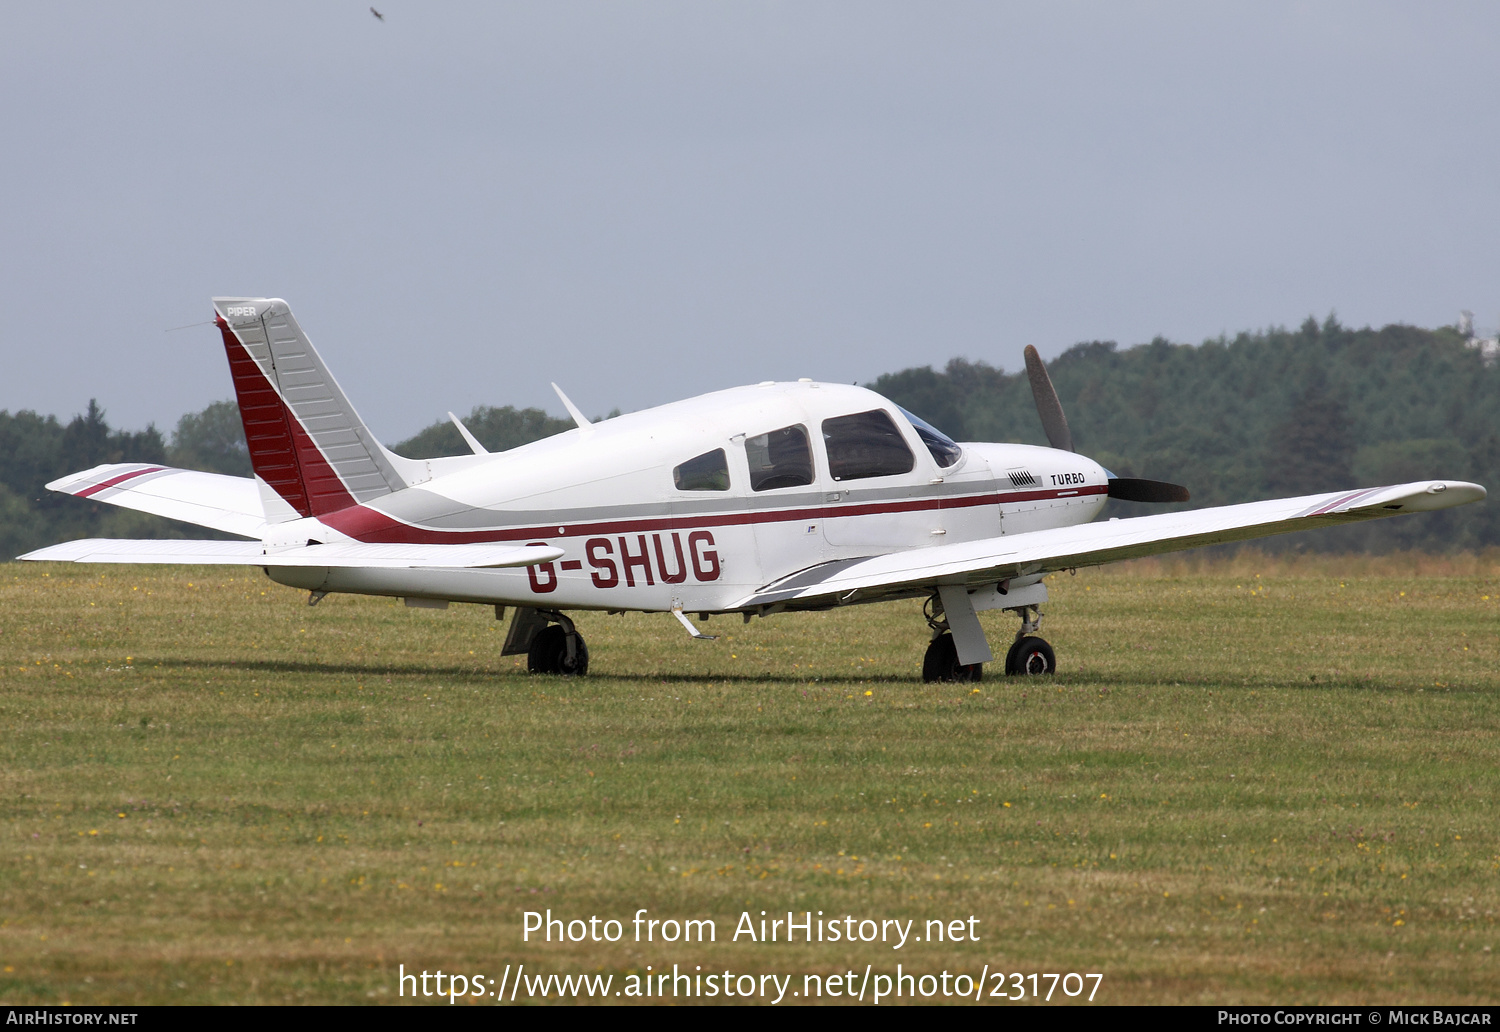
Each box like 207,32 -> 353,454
871,316 -> 1500,553
0,400 -> 172,559
167,400 -> 251,476
1262,371 -> 1355,497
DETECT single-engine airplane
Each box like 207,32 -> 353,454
21,297 -> 1487,680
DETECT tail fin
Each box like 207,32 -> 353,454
213,297 -> 421,521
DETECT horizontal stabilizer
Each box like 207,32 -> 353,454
47,463 -> 266,538
735,480 -> 1487,610
19,538 -> 565,570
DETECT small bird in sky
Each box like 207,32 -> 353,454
370,7 -> 384,20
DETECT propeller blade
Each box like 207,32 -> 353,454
1021,345 -> 1187,501
1107,478 -> 1191,503
1023,345 -> 1073,452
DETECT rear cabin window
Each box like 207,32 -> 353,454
822,409 -> 915,481
673,449 -> 730,491
745,424 -> 814,491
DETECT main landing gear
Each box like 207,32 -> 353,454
922,632 -> 983,683
921,595 -> 982,683
529,621 -> 590,676
920,596 -> 1056,682
503,607 -> 590,676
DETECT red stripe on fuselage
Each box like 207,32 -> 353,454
216,316 -> 358,519
320,484 -> 1108,544
74,466 -> 167,498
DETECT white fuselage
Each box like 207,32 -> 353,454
265,382 -> 1108,611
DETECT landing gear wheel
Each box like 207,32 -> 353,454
527,625 -> 590,676
1005,636 -> 1055,676
921,632 -> 984,683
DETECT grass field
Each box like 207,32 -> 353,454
1,554 -> 1497,1005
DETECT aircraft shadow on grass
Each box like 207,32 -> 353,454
139,657 -> 1433,693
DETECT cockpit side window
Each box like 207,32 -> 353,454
821,409 -> 915,481
673,448 -> 730,491
745,424 -> 814,491
897,405 -> 963,468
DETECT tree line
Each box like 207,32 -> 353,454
872,316 -> 1499,553
2,316 -> 1495,558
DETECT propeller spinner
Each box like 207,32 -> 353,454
1021,344 -> 1190,504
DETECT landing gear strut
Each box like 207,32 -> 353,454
1003,605 -> 1055,676
921,595 -> 982,683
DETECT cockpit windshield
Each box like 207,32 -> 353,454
897,406 -> 963,468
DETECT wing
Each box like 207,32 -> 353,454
735,480 -> 1487,610
18,538 -> 564,570
46,463 -> 267,538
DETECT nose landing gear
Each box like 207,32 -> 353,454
1003,605 -> 1055,676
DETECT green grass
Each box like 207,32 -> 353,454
1,557 -> 1497,1005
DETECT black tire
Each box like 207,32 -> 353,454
526,626 -> 590,676
921,632 -> 984,683
1005,636 -> 1055,676
559,633 -> 589,677
527,625 -> 564,674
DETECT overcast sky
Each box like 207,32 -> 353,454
2,3 -> 1496,442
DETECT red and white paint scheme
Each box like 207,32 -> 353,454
23,297 -> 1486,680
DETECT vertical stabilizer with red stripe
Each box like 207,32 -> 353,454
212,297 -> 422,522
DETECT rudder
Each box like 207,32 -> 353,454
213,297 -> 417,520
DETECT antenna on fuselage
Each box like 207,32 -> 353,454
447,412 -> 489,455
551,383 -> 593,432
